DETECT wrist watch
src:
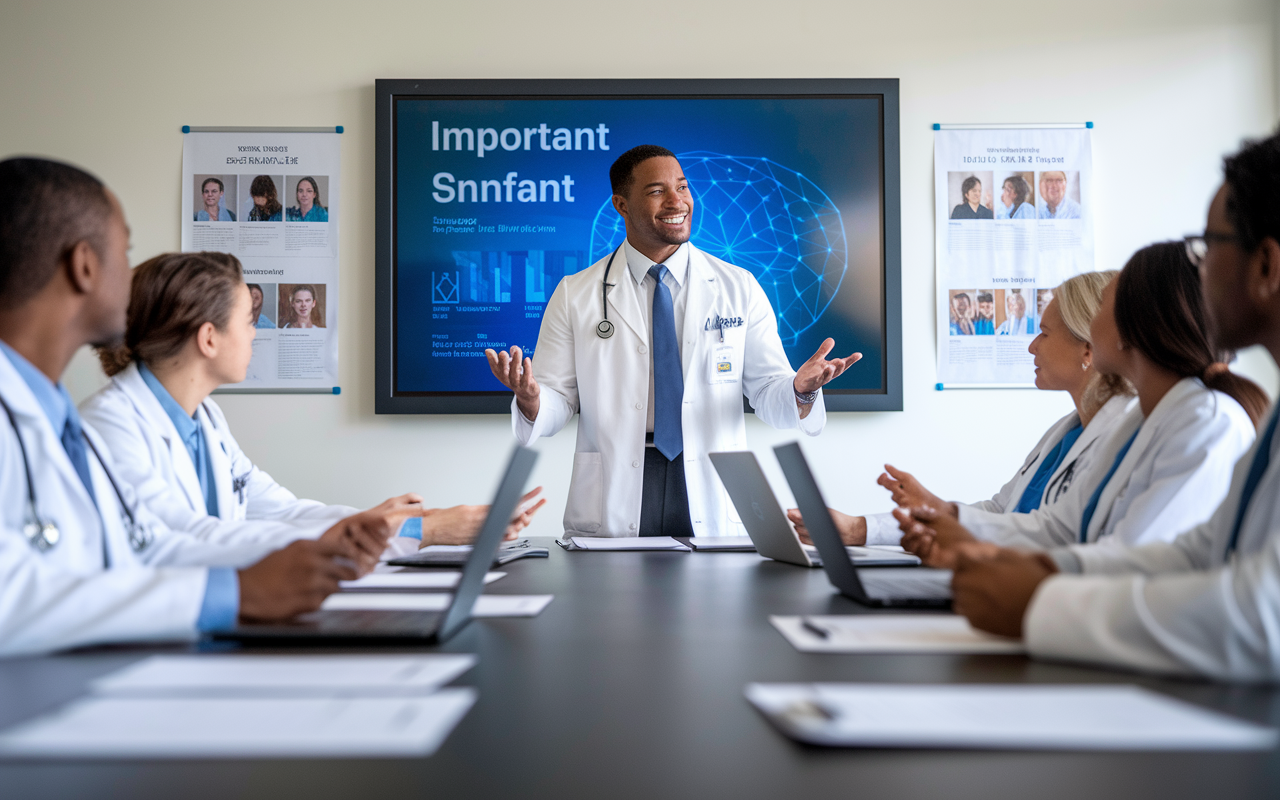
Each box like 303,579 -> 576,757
794,386 -> 819,405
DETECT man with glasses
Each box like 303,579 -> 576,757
932,132 -> 1280,681
1037,171 -> 1081,219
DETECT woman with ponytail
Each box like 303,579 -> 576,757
900,241 -> 1265,566
82,251 -> 542,551
791,270 -> 1137,547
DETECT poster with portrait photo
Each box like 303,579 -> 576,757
947,171 -> 994,220
241,174 -> 285,223
935,126 -> 1093,386
994,171 -> 1036,220
246,282 -> 278,329
193,175 -> 238,223
285,175 -> 330,222
993,288 -> 1036,336
278,283 -> 327,329
1036,170 -> 1082,219
181,129 -> 341,390
1035,287 -> 1055,331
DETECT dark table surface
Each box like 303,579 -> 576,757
0,536 -> 1277,799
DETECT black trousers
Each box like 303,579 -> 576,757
639,445 -> 695,538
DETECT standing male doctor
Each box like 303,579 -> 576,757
486,145 -> 860,538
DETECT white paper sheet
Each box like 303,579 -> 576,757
771,615 -> 1025,654
745,683 -> 1277,750
321,593 -> 553,617
0,689 -> 477,759
569,536 -> 690,551
91,654 -> 477,696
339,571 -> 505,590
689,536 -> 756,551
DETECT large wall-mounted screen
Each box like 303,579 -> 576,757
376,79 -> 901,413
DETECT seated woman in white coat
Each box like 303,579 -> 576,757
789,271 -> 1136,547
0,157 -> 415,658
947,132 -> 1280,681
898,241 -> 1268,567
81,251 -> 543,552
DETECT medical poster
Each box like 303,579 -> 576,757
934,126 -> 1093,387
181,129 -> 341,391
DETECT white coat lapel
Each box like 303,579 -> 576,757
198,405 -> 233,520
1087,380 -> 1193,540
117,363 -> 204,513
681,247 -> 717,378
604,248 -> 647,344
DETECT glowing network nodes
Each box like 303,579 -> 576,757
589,152 -> 847,344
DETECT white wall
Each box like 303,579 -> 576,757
1,0 -> 1276,532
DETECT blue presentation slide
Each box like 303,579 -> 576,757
394,96 -> 885,395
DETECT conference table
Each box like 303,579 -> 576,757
1,537 -> 1278,799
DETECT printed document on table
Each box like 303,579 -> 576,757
340,570 -> 506,590
689,536 -> 756,551
771,615 -> 1025,654
745,684 -> 1278,750
91,654 -> 476,696
321,593 -> 553,617
0,690 -> 477,759
569,536 -> 691,551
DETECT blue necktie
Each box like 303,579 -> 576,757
1079,427 -> 1140,543
649,264 -> 683,461
1226,406 -> 1280,556
61,410 -> 97,507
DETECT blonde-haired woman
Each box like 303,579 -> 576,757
791,271 -> 1136,545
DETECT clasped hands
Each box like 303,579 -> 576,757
893,496 -> 1056,639
788,462 -> 1060,638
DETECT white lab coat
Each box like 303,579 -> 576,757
0,355 -> 276,657
1025,404 -> 1280,681
961,377 -> 1255,550
516,243 -> 825,537
864,393 -> 1136,545
79,362 -> 355,548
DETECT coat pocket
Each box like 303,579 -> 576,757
564,451 -> 604,533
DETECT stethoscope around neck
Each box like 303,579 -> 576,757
0,393 -> 154,559
595,246 -> 623,339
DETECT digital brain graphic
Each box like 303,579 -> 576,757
589,152 -> 847,344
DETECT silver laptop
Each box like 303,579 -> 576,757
709,451 -> 921,569
212,446 -> 538,645
773,442 -> 951,608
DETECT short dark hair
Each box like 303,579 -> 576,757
610,145 -> 677,196
1222,131 -> 1280,253
961,176 -> 981,197
977,292 -> 994,303
0,157 -> 113,310
201,177 -> 224,193
953,292 -> 971,303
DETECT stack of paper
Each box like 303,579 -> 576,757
321,593 -> 553,617
0,655 -> 479,759
689,536 -> 756,551
771,614 -> 1025,654
567,536 -> 691,551
746,683 -> 1278,750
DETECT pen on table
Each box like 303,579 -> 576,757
800,616 -> 830,639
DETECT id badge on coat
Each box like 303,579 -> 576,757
708,344 -> 739,385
